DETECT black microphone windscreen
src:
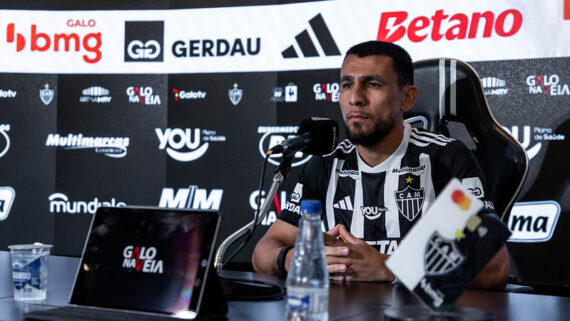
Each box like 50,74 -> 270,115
297,117 -> 339,155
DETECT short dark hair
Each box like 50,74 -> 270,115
345,41 -> 413,88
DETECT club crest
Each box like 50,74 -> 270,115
228,83 -> 242,106
424,231 -> 465,276
39,84 -> 54,106
395,185 -> 424,221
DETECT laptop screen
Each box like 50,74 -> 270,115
69,206 -> 220,315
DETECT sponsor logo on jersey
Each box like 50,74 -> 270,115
271,83 -> 297,102
79,86 -> 112,103
338,169 -> 359,179
122,246 -> 163,274
45,133 -> 130,158
0,186 -> 16,221
526,74 -> 569,96
281,13 -> 340,59
333,196 -> 353,211
507,201 -> 560,243
395,186 -> 425,221
48,193 -> 126,214
481,77 -> 509,96
156,128 -> 225,162
172,88 -> 206,101
159,186 -> 223,210
461,177 -> 484,198
0,124 -> 10,158
377,9 -> 522,43
124,21 -> 163,62
6,21 -> 102,63
365,240 -> 399,254
39,84 -> 54,105
313,82 -> 338,102
290,184 -> 303,204
0,89 -> 17,98
391,165 -> 426,175
228,83 -> 242,106
360,206 -> 388,220
257,126 -> 311,167
250,190 -> 288,226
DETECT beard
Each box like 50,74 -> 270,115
345,116 -> 396,148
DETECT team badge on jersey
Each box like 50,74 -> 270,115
424,232 -> 465,276
395,186 -> 425,221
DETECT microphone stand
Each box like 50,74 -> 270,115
214,153 -> 294,272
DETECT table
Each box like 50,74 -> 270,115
1,251 -> 569,320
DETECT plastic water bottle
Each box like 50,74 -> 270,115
286,200 -> 329,321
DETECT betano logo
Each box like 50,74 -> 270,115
507,201 -> 560,243
122,246 -> 163,274
0,186 -> 16,221
0,124 -> 10,158
5,22 -> 102,63
377,9 -> 522,43
159,186 -> 223,210
250,189 -> 288,226
45,133 -> 130,158
48,193 -> 126,214
257,126 -> 311,167
156,128 -> 226,162
282,13 -> 340,59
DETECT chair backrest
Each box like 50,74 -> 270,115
404,58 -> 528,220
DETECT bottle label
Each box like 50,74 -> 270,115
287,294 -> 310,311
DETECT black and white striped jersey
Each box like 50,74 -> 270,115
279,122 -> 496,254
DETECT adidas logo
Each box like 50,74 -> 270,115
282,13 -> 341,59
333,196 -> 353,210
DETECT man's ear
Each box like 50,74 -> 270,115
401,85 -> 418,112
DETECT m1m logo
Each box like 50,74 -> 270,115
507,201 -> 560,243
124,21 -> 164,62
159,186 -> 223,210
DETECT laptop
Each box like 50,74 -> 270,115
25,206 -> 224,321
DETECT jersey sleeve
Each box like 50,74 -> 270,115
435,140 -> 497,216
278,156 -> 329,227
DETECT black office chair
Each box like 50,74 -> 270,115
404,58 -> 528,221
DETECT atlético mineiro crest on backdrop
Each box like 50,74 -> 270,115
228,83 -> 242,106
39,84 -> 54,106
424,231 -> 465,276
395,185 -> 425,221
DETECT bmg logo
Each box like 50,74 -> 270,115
124,21 -> 164,62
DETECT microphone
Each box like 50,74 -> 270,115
267,117 -> 339,156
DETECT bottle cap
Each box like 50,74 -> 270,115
300,199 -> 322,214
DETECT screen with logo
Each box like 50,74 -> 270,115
69,206 -> 220,314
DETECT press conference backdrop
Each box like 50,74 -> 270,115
0,0 -> 568,288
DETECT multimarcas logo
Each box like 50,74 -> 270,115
5,21 -> 103,63
377,9 -> 523,42
45,133 -> 130,158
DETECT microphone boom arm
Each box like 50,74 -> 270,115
214,170 -> 285,272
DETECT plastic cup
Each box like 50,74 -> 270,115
8,244 -> 53,301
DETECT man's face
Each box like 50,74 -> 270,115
339,54 -> 405,147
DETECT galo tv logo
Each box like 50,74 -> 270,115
122,245 -> 163,274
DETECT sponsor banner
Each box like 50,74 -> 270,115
48,192 -> 126,214
0,186 -> 16,221
507,201 -> 561,242
158,186 -> 223,210
0,0 -> 568,73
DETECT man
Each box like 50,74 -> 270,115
252,41 -> 509,289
